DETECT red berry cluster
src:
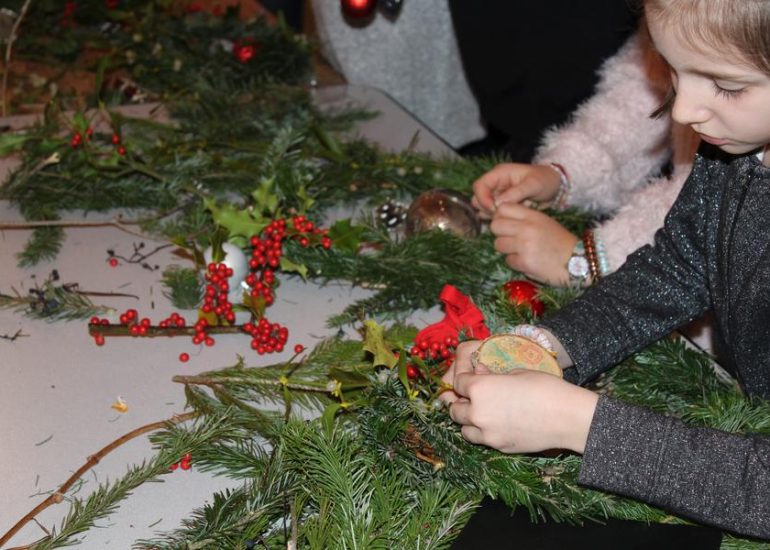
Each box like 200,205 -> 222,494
89,216 -> 332,361
111,133 -> 126,156
191,318 -> 216,347
203,262 -> 236,324
239,216 -> 331,355
170,452 -> 192,471
410,336 -> 459,363
90,316 -> 111,346
243,318 -> 288,355
70,127 -> 92,149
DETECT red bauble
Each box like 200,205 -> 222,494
233,39 -> 261,64
341,0 -> 377,19
502,280 -> 545,317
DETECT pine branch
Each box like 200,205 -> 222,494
0,281 -> 113,321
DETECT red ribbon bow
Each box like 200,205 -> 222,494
415,284 -> 490,346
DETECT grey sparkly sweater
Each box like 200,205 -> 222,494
540,145 -> 770,539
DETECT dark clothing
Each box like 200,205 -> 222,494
448,2 -> 639,160
541,145 -> 770,539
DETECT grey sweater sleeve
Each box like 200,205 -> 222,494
580,396 -> 770,539
540,155 -> 713,383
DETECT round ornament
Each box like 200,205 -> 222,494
502,279 -> 544,316
203,243 -> 249,304
341,0 -> 377,19
404,189 -> 480,239
471,334 -> 562,377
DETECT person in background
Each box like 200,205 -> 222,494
442,0 -> 770,539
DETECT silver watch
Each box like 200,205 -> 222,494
567,241 -> 590,282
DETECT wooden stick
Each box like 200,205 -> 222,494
1,0 -> 32,117
0,411 -> 196,549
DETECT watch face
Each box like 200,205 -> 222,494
568,255 -> 590,279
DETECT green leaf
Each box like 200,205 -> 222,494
362,320 -> 397,369
279,256 -> 308,280
296,184 -> 315,212
251,177 -> 279,214
327,219 -> 364,254
0,134 -> 30,156
204,198 -> 267,239
72,112 -> 89,133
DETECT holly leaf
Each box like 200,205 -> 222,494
279,256 -> 308,280
296,184 -> 315,212
362,320 -> 397,369
204,198 -> 267,239
328,219 -> 364,254
251,177 -> 279,214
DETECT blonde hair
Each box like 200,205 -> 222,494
645,0 -> 770,76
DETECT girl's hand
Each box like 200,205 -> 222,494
472,163 -> 562,218
439,340 -> 482,405
448,369 -> 598,454
490,203 -> 580,286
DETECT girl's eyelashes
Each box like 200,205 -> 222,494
713,82 -> 746,99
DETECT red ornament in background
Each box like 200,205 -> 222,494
341,0 -> 377,19
503,280 -> 545,317
233,38 -> 261,64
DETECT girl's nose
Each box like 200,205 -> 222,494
670,83 -> 712,127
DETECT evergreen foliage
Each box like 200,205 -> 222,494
3,3 -> 769,549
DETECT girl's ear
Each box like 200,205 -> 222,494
650,88 -> 676,119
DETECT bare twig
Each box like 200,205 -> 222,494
0,217 -> 164,241
1,0 -> 33,117
0,411 -> 196,549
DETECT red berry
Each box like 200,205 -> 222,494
294,344 -> 304,354
179,352 -> 190,362
117,145 -> 126,156
111,133 -> 121,145
94,334 -> 105,346
406,364 -> 420,379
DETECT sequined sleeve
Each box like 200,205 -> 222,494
580,396 -> 770,539
539,154 -> 714,382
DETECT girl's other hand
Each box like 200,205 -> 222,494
490,203 -> 580,286
472,163 -> 562,218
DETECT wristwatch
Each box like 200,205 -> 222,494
566,240 -> 590,284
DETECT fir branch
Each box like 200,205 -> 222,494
0,281 -> 113,321
161,265 -> 203,310
0,412 -> 196,549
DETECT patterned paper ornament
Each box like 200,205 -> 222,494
471,334 -> 562,377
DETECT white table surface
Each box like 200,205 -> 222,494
0,85 -> 453,548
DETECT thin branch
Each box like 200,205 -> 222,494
173,374 -> 329,394
0,412 -> 197,549
1,0 -> 32,117
0,218 -> 163,241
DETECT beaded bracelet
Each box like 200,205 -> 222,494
594,232 -> 610,277
548,162 -> 571,210
582,229 -> 601,282
507,324 -> 557,354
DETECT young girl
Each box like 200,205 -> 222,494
441,0 -> 770,539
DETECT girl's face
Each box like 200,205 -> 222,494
648,15 -> 770,163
